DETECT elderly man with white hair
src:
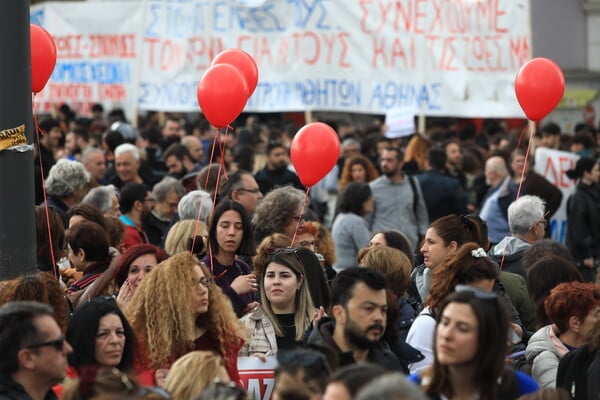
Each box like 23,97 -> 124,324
177,189 -> 213,222
42,159 -> 90,225
108,143 -> 158,189
489,195 -> 547,278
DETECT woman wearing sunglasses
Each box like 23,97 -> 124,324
409,289 -> 538,399
202,200 -> 258,317
126,252 -> 245,386
239,249 -> 315,358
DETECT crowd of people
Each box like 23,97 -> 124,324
1,105 -> 600,400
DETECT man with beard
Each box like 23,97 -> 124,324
254,141 -> 303,195
118,182 -> 152,249
64,127 -> 91,161
307,267 -> 402,371
369,147 -> 429,252
163,143 -> 202,191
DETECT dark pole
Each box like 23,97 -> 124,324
0,0 -> 36,279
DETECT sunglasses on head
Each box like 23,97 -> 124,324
26,336 -> 65,351
454,284 -> 498,300
266,247 -> 298,256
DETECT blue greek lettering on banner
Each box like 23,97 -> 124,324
51,62 -> 131,84
368,82 -> 442,111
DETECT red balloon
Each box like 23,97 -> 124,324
197,64 -> 249,129
290,122 -> 340,187
515,58 -> 565,121
211,49 -> 259,97
30,24 -> 57,94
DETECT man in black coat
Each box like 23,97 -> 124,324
417,147 -> 469,223
254,141 -> 303,195
307,268 -> 403,372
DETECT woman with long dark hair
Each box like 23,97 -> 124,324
410,289 -> 539,399
565,157 -> 600,282
202,200 -> 257,317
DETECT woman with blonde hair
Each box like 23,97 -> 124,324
164,219 -> 208,257
126,252 -> 245,386
239,250 -> 315,357
338,154 -> 379,193
164,351 -> 230,400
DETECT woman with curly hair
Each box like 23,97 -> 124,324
406,242 -> 498,374
338,155 -> 379,194
252,186 -> 306,244
525,282 -> 600,388
0,272 -> 69,332
126,252 -> 245,386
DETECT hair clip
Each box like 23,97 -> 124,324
471,248 -> 487,258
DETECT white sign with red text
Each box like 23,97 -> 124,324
32,0 -> 531,117
533,147 -> 579,243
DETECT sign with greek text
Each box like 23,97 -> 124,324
32,0 -> 531,118
534,147 -> 579,244
238,356 -> 278,400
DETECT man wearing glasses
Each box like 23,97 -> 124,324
218,170 -> 263,217
0,301 -> 72,400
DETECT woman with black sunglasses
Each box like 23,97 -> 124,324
239,250 -> 316,358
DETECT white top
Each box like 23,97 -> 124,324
406,306 -> 436,374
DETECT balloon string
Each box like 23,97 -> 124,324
290,187 -> 311,246
33,98 -> 58,280
498,121 -> 534,271
202,125 -> 230,275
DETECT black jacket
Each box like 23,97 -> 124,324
416,170 -> 469,223
254,167 -> 304,195
556,345 -> 598,400
0,374 -> 58,400
306,317 -> 403,371
566,183 -> 600,263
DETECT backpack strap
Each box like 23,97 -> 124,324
408,175 -> 419,215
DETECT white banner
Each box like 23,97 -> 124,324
238,356 -> 278,400
533,147 -> 579,244
32,0 -> 531,117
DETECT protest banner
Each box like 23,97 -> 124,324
533,147 -> 579,243
31,0 -> 531,119
238,356 -> 278,400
